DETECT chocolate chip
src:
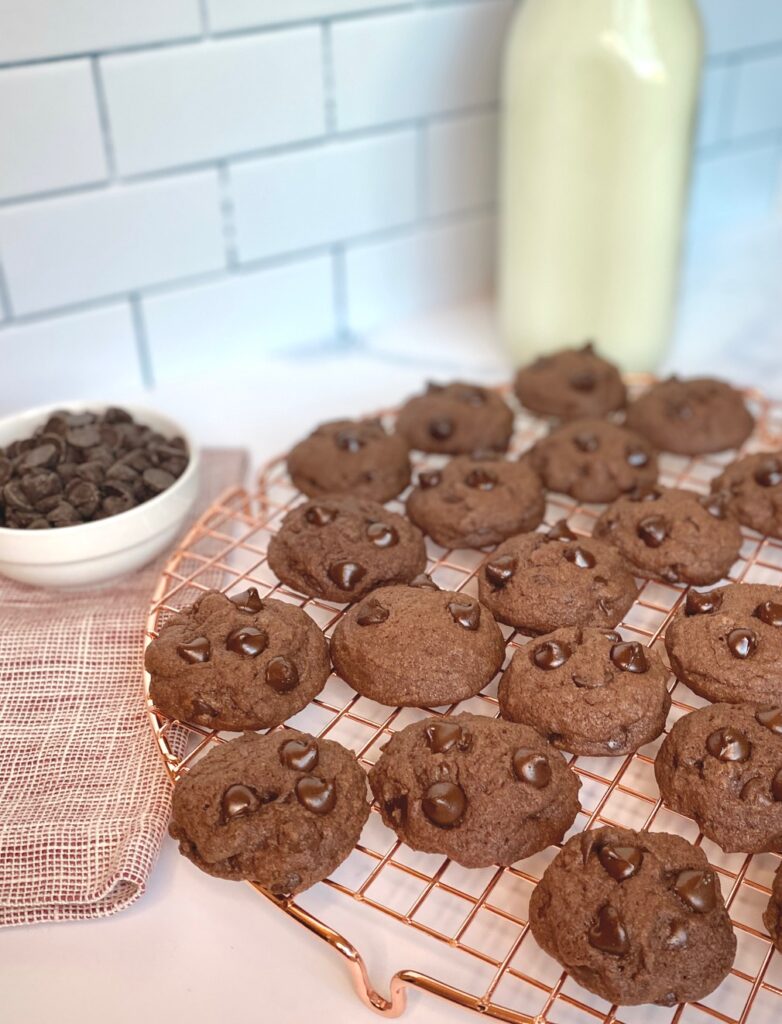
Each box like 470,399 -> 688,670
755,601 -> 782,627
754,460 -> 782,488
105,407 -> 133,424
570,372 -> 597,393
626,447 -> 650,468
429,418 -> 454,441
357,599 -> 390,626
327,561 -> 366,591
727,627 -> 758,659
367,522 -> 398,548
547,520 -> 578,542
447,599 -> 480,630
221,784 -> 259,822
295,776 -> 336,815
0,458 -> 11,487
610,641 -> 648,673
533,640 -> 571,670
512,749 -> 551,788
588,905 -> 629,955
637,516 -> 667,547
457,387 -> 487,406
65,425 -> 101,449
384,793 -> 408,825
685,590 -> 723,616
143,467 -> 176,494
564,545 -> 596,569
700,493 -> 729,520
629,487 -> 662,502
756,706 -> 782,735
773,769 -> 782,802
410,573 -> 438,590
573,433 -> 599,453
418,470 -> 441,489
465,468 -> 498,490
706,727 -> 751,762
3,480 -> 33,511
422,781 -> 467,828
335,429 -> 364,452
191,698 -> 218,718
305,505 -> 336,526
279,737 -> 319,772
226,626 -> 268,657
176,637 -> 211,664
598,844 -> 643,881
602,630 -> 622,642
21,469 -> 61,504
665,921 -> 689,950
425,721 -> 472,754
19,443 -> 59,471
47,500 -> 82,526
265,656 -> 299,692
485,554 -> 516,588
230,587 -> 264,613
673,869 -> 717,913
740,777 -> 773,806
65,479 -> 101,517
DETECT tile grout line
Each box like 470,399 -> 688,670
198,0 -> 211,36
0,260 -> 14,320
90,56 -> 118,178
129,293 -> 155,390
321,22 -> 338,135
217,163 -> 239,269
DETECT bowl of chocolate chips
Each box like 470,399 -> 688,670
0,403 -> 199,587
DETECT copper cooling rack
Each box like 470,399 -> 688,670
145,381 -> 782,1024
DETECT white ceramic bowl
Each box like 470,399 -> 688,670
0,402 -> 200,588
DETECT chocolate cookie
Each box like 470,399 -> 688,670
764,862 -> 782,951
664,583 -> 782,705
395,381 -> 513,454
478,522 -> 638,634
528,418 -> 658,503
656,703 -> 782,853
267,495 -> 427,603
170,730 -> 370,894
499,628 -> 670,756
594,486 -> 742,585
145,588 -> 330,731
286,418 -> 410,503
406,454 -> 544,549
529,827 -> 736,1007
331,582 -> 505,707
625,377 -> 754,455
513,343 -> 626,421
369,713 -> 580,867
711,451 -> 782,538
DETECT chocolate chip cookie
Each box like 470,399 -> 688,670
625,377 -> 754,455
499,628 -> 670,756
331,583 -> 505,707
170,730 -> 370,894
664,583 -> 782,705
369,713 -> 580,867
286,418 -> 411,503
145,588 -> 330,731
528,418 -> 658,503
513,343 -> 627,421
478,522 -> 638,634
711,451 -> 782,538
594,486 -> 742,585
656,703 -> 782,853
406,454 -> 545,549
529,827 -> 736,1007
396,381 -> 513,454
267,495 -> 427,603
764,862 -> 782,951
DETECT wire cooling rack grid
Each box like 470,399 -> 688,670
146,382 -> 782,1024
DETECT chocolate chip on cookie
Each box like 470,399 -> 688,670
170,730 -> 370,894
145,589 -> 330,730
594,486 -> 742,585
267,495 -> 426,603
499,627 -> 670,756
406,453 -> 545,549
513,343 -> 626,421
529,827 -> 736,1006
369,713 -> 580,867
711,451 -> 782,538
396,381 -> 513,454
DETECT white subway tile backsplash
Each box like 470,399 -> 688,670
101,32 -> 324,176
345,216 -> 494,334
333,2 -> 512,131
0,173 -> 224,314
231,132 -> 417,262
699,0 -> 782,55
0,304 -> 140,415
0,61 -> 107,201
688,143 -> 782,241
143,257 -> 335,381
425,112 -> 498,217
0,0 -> 200,65
731,51 -> 782,139
207,0 -> 409,32
697,64 -> 733,148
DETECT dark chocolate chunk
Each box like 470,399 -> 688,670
367,522 -> 399,548
230,587 -> 264,613
327,561 -> 367,591
564,546 -> 596,569
637,516 -> 667,548
422,781 -> 467,828
447,599 -> 480,630
755,601 -> 782,627
533,640 -> 571,670
279,737 -> 319,772
727,627 -> 758,659
598,844 -> 643,881
685,590 -> 723,616
176,637 -> 211,664
221,784 -> 259,822
226,626 -> 268,657
424,721 -> 471,754
706,727 -> 751,762
265,656 -> 299,692
485,554 -> 516,588
305,505 -> 337,526
588,905 -> 629,955
610,641 -> 648,673
295,776 -> 336,815
512,749 -> 551,788
673,869 -> 717,913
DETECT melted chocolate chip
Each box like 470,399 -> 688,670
265,656 -> 299,692
773,769 -> 782,802
429,418 -> 454,441
226,626 -> 268,657
598,844 -> 643,881
279,737 -> 319,772
422,781 -> 467,828
305,505 -> 336,526
701,493 -> 729,520
673,870 -> 717,913
665,921 -> 689,950
602,630 -> 622,642
706,727 -> 751,762
418,470 -> 442,489
570,372 -> 597,393
191,698 -> 218,718
755,601 -> 782,627
685,590 -> 723,616
727,627 -> 758,660
533,640 -> 571,670
588,905 -> 629,955
229,587 -> 264,613
573,432 -> 599,453
335,429 -> 364,452
448,599 -> 480,630
610,641 -> 649,674
295,775 -> 336,815
327,561 -> 366,591
222,783 -> 259,822
176,637 -> 211,664
757,706 -> 782,735
626,447 -> 650,468
425,721 -> 471,754
740,777 -> 773,806
384,793 -> 408,825
512,749 -> 551,788
457,387 -> 487,407
367,522 -> 399,548
637,516 -> 667,548
465,468 -> 498,490
485,554 -> 516,588
564,545 -> 596,569
754,460 -> 782,488
410,573 -> 438,590
547,520 -> 578,542
357,599 -> 390,626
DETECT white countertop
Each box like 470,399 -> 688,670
3,220 -> 782,1024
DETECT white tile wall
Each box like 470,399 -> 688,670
231,131 -> 418,262
700,0 -> 782,55
0,61 -> 107,201
731,51 -> 782,139
689,144 -> 782,240
697,65 -> 732,148
425,112 -> 498,217
207,0 -> 409,32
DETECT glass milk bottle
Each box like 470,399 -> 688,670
499,0 -> 703,371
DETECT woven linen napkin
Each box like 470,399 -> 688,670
0,448 -> 246,927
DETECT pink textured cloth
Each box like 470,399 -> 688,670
0,449 -> 246,927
